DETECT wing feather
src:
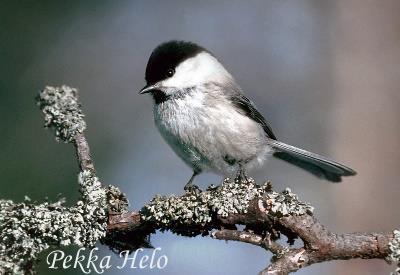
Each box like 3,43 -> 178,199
230,93 -> 277,140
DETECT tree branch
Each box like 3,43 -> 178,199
0,85 -> 399,274
74,132 -> 95,172
106,186 -> 396,274
0,86 -> 126,274
211,229 -> 285,254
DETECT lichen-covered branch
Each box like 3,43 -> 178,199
0,85 -> 399,274
106,181 -> 397,274
388,230 -> 400,274
0,86 -> 126,274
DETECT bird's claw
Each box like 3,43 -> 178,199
234,169 -> 253,184
184,184 -> 202,194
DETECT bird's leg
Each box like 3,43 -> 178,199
184,171 -> 201,193
235,163 -> 250,184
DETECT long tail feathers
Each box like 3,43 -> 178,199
270,140 -> 356,182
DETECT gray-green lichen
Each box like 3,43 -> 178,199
263,187 -> 314,217
0,170 -> 108,274
141,178 -> 313,235
387,229 -> 400,274
141,178 -> 262,230
37,85 -> 86,142
0,86 -> 129,274
106,185 -> 129,214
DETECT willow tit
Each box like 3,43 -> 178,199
140,40 -> 356,191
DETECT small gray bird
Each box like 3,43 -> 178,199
140,40 -> 356,191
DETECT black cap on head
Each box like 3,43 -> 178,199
145,40 -> 205,85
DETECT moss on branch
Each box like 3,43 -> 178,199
0,86 -> 126,274
37,85 -> 86,143
387,229 -> 400,273
0,171 -> 108,274
140,178 -> 314,236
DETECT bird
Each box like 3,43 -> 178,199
139,40 -> 356,191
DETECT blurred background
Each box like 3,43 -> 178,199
1,0 -> 399,274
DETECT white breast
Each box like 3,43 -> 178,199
153,88 -> 271,175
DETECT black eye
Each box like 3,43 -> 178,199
165,68 -> 175,77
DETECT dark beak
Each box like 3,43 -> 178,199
139,84 -> 157,94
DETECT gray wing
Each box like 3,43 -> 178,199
229,93 -> 277,140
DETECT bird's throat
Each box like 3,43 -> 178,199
152,90 -> 170,105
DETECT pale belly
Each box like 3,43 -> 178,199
154,97 -> 271,175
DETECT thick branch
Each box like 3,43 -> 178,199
106,188 -> 396,274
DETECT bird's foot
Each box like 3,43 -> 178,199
184,183 -> 202,194
235,169 -> 251,184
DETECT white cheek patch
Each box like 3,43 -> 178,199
162,52 -> 232,89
